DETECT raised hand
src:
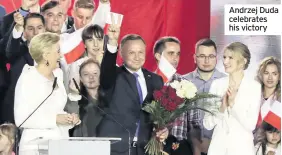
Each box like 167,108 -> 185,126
21,0 -> 38,10
13,12 -> 24,31
107,13 -> 122,46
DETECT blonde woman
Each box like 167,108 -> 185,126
256,57 -> 281,126
203,42 -> 261,155
14,32 -> 81,155
0,123 -> 16,155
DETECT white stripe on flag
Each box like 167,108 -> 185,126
158,54 -> 176,81
270,100 -> 281,117
60,29 -> 84,55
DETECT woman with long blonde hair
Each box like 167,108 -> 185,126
256,57 -> 281,126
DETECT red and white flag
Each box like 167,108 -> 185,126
264,100 -> 281,130
155,55 -> 176,83
60,29 -> 85,64
60,11 -> 123,65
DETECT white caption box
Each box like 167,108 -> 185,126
224,4 -> 282,35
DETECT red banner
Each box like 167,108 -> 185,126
1,0 -> 210,74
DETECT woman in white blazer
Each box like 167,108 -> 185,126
255,57 -> 280,127
203,42 -> 261,155
14,33 -> 81,155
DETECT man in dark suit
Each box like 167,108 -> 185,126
97,17 -> 170,154
1,13 -> 46,124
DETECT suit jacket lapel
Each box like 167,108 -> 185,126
142,69 -> 153,104
121,66 -> 140,104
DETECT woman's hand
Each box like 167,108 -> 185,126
226,86 -> 237,108
219,94 -> 228,113
71,113 -> 81,125
56,114 -> 74,125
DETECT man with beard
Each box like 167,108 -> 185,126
182,38 -> 226,155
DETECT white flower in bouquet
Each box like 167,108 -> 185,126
177,80 -> 198,99
175,89 -> 185,98
170,80 -> 181,89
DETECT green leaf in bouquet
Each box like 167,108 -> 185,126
178,103 -> 185,109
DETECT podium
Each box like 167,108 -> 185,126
30,137 -> 121,155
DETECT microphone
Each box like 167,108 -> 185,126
72,78 -> 131,155
15,77 -> 58,155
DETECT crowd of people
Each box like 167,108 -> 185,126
0,0 -> 280,155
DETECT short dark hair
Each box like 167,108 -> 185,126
82,24 -> 104,43
195,38 -> 217,52
41,1 -> 60,13
120,34 -> 146,48
153,36 -> 180,54
24,13 -> 45,28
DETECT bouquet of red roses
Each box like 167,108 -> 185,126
142,79 -> 216,155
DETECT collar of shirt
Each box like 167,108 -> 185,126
192,68 -> 222,80
61,18 -> 68,33
124,65 -> 144,78
124,65 -> 147,100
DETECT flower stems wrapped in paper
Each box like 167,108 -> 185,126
142,79 -> 217,155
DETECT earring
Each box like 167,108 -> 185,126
46,61 -> 49,66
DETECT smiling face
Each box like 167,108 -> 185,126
85,35 -> 104,58
223,50 -> 246,74
121,40 -> 146,72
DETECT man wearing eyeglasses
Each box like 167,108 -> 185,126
182,38 -> 226,155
